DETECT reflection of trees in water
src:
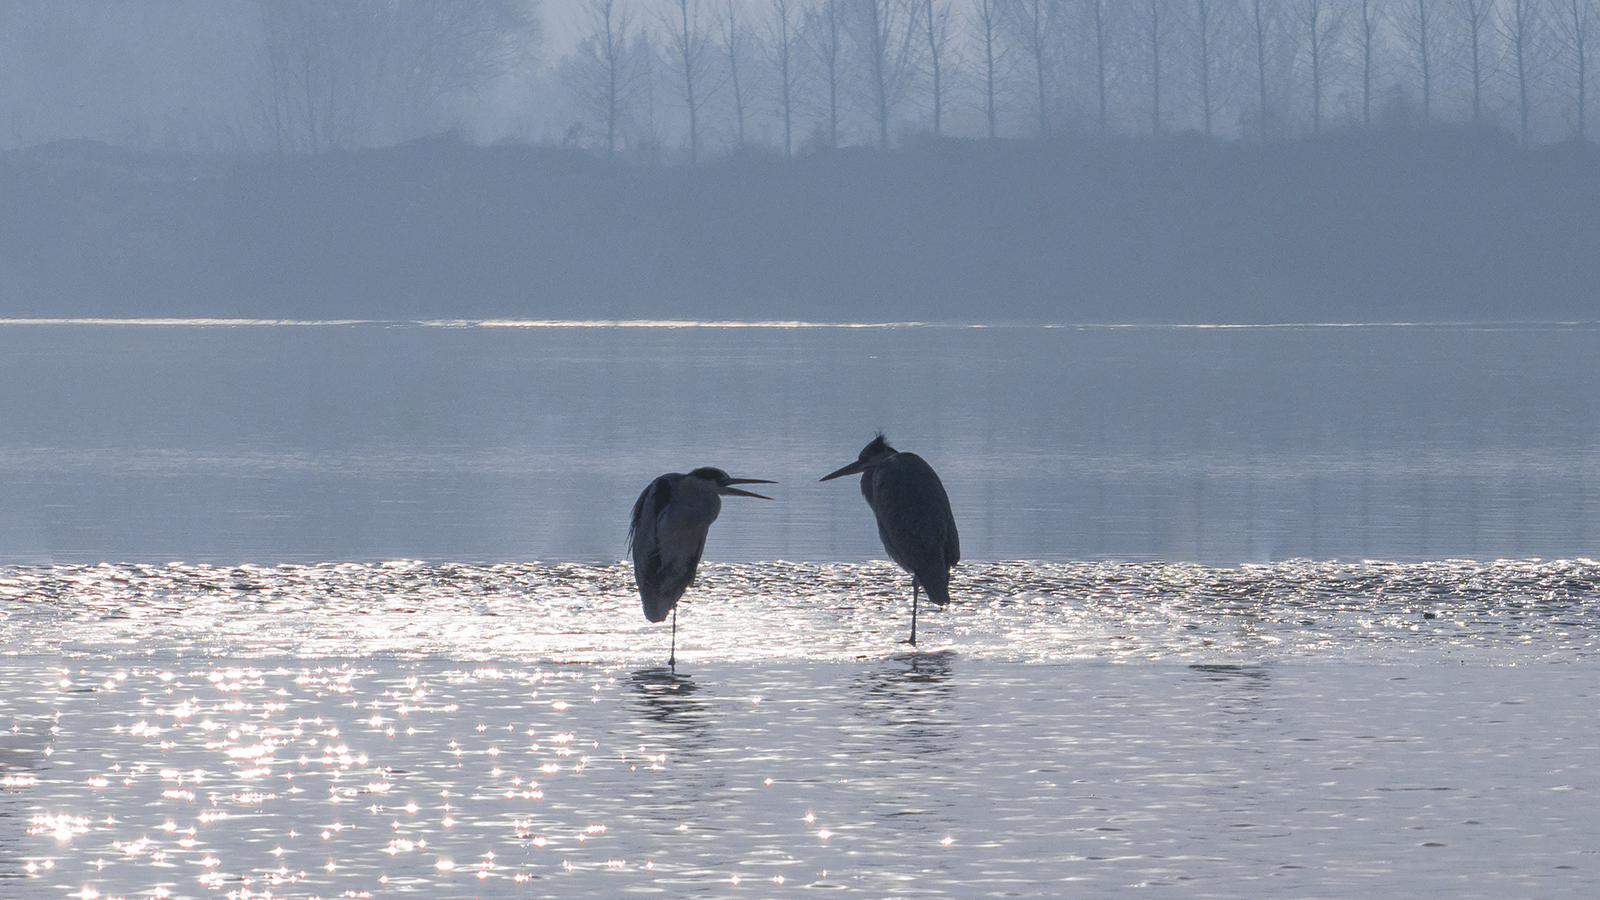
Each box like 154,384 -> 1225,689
849,651 -> 959,760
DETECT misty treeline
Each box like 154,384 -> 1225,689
558,0 -> 1600,154
2,0 -> 1599,155
0,0 -> 542,153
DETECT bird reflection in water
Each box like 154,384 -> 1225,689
1188,662 -> 1271,683
623,668 -> 721,828
849,652 -> 958,759
1187,663 -> 1273,738
627,667 -> 713,748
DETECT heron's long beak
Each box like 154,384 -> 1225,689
718,477 -> 775,500
820,460 -> 867,482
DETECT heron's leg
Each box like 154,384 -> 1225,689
669,607 -> 677,669
910,579 -> 920,647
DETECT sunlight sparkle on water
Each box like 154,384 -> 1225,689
2,560 -> 1599,896
4,559 -> 1599,664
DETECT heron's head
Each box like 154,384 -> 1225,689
688,467 -> 776,499
820,434 -> 897,482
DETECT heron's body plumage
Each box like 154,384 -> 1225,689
822,435 -> 960,644
860,450 -> 960,606
629,473 -> 723,623
627,466 -> 774,665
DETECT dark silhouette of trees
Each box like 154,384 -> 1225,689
15,0 -> 1600,159
255,0 -> 536,154
565,0 -> 641,154
662,0 -> 717,162
539,0 -> 1600,154
1249,0 -> 1279,136
1086,0 -> 1113,130
1145,0 -> 1171,134
1295,0 -> 1342,133
1553,0 -> 1595,139
717,0 -> 753,147
1010,0 -> 1059,136
1356,0 -> 1385,127
854,0 -> 919,148
1456,0 -> 1494,125
921,0 -> 957,136
765,0 -> 803,153
805,0 -> 847,148
1397,0 -> 1439,122
971,0 -> 1007,137
1500,0 -> 1540,144
1184,0 -> 1232,138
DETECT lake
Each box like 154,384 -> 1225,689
0,320 -> 1596,564
2,320 -> 1598,898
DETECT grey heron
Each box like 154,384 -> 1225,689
821,435 -> 959,645
628,467 -> 774,666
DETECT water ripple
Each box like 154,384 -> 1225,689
3,559 -> 1597,664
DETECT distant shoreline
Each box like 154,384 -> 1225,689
3,129 -> 1596,325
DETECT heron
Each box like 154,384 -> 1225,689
628,467 -> 775,666
821,435 -> 959,646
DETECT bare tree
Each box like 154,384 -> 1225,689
1499,0 -> 1542,142
1456,0 -> 1496,123
567,0 -> 639,153
765,0 -> 803,153
394,2 -> 540,98
1395,0 -> 1439,121
662,0 -> 718,161
1185,0 -> 1235,136
1009,0 -> 1059,136
1356,0 -> 1385,126
1249,0 -> 1278,136
1086,0 -> 1113,130
971,0 -> 1007,136
256,0 -> 537,154
920,0 -> 957,136
258,0 -> 356,153
854,0 -> 920,147
804,0 -> 847,147
1296,0 -> 1344,132
718,0 -> 751,146
633,29 -> 665,157
1552,0 -> 1595,137
1146,0 -> 1171,134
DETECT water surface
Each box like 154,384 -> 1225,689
4,560 -> 1600,897
4,321 -> 1599,897
1,320 -> 1596,564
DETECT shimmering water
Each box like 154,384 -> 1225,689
4,560 -> 1599,898
4,559 -> 1599,663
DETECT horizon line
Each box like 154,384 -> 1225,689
0,317 -> 1592,330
